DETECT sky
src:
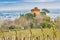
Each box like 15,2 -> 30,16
0,0 -> 60,21
0,0 -> 60,11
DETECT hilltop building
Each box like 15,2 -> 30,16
31,7 -> 45,23
31,7 -> 41,17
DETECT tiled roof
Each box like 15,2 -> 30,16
31,7 -> 40,11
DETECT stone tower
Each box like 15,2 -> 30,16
31,7 -> 41,17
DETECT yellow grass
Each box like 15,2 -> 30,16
0,28 -> 60,40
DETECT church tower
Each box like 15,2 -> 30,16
31,7 -> 41,17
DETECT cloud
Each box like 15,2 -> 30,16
0,6 -> 28,11
24,0 -> 55,2
0,2 -> 17,3
0,2 -> 60,11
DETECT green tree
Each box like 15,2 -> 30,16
44,16 -> 50,22
29,23 -> 33,28
40,21 -> 52,28
42,9 -> 50,13
9,25 -> 15,29
25,13 -> 34,20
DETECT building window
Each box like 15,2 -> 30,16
34,13 -> 36,17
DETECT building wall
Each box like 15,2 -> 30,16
31,11 -> 41,17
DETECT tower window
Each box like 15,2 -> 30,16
34,13 -> 36,17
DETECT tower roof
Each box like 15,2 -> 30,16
31,7 -> 40,11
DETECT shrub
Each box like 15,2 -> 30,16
9,25 -> 15,29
